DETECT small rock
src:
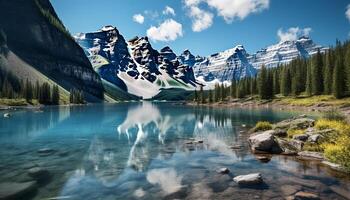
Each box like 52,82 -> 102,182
233,173 -> 263,185
229,145 -> 243,150
242,124 -> 247,128
293,191 -> 319,200
185,141 -> 193,145
308,134 -> 322,143
3,113 -> 10,118
297,151 -> 324,160
28,167 -> 51,182
255,155 -> 271,163
293,134 -> 309,141
281,185 -> 302,196
195,140 -> 203,144
37,148 -> 55,154
217,168 -> 230,174
0,181 -> 37,199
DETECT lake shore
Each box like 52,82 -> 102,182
186,96 -> 350,122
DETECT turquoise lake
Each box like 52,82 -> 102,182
0,102 -> 349,200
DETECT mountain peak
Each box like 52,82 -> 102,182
100,25 -> 117,32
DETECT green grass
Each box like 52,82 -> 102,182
313,119 -> 350,171
278,95 -> 350,107
287,129 -> 305,138
0,98 -> 39,106
253,121 -> 272,132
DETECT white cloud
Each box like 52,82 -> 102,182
184,0 -> 202,7
146,19 -> 183,42
277,27 -> 312,42
184,0 -> 214,32
133,14 -> 145,24
163,6 -> 176,16
206,0 -> 269,23
183,0 -> 269,31
346,4 -> 350,22
189,6 -> 214,32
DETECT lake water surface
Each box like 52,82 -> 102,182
0,102 -> 349,200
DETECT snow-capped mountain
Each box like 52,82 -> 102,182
192,36 -> 326,81
75,26 -> 199,99
248,36 -> 327,69
193,45 -> 258,82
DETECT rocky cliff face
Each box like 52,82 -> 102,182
0,0 -> 104,101
248,36 -> 327,69
193,45 -> 257,81
76,26 -> 199,99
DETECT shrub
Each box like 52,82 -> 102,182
322,109 -> 346,121
253,121 -> 272,132
315,119 -> 350,134
323,136 -> 350,172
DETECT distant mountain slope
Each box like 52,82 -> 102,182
193,45 -> 258,82
248,36 -> 327,69
0,0 -> 104,102
75,26 -> 201,99
193,36 -> 327,82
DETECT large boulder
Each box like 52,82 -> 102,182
233,173 -> 263,185
248,130 -> 280,153
276,139 -> 303,155
0,181 -> 37,199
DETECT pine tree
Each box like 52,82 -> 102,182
306,61 -> 312,96
281,67 -> 291,96
200,85 -> 205,104
230,79 -> 236,98
323,51 -> 333,94
273,70 -> 280,95
258,65 -> 269,99
311,50 -> 324,95
194,89 -> 198,102
345,43 -> 350,92
51,85 -> 60,105
332,57 -> 345,99
208,89 -> 213,103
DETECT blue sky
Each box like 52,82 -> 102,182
51,0 -> 350,56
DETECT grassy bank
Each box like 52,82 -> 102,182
0,98 -> 40,106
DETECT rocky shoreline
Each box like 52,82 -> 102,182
186,99 -> 350,122
247,116 -> 344,167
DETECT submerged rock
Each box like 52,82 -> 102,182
233,173 -> 263,185
329,185 -> 350,200
28,167 -> 51,182
289,191 -> 320,200
0,181 -> 37,199
217,168 -> 230,174
255,155 -> 271,163
297,151 -> 324,160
